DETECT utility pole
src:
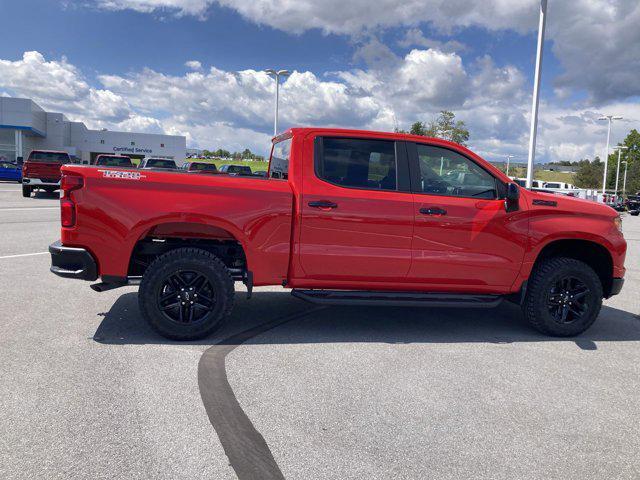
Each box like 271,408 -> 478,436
525,0 -> 547,189
506,154 -> 514,176
598,115 -> 622,195
613,146 -> 628,195
265,69 -> 290,137
622,161 -> 628,195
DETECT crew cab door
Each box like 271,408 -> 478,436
408,142 -> 527,290
297,135 -> 414,284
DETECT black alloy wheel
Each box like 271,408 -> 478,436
546,276 -> 590,325
157,270 -> 217,325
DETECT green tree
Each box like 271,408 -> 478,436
574,158 -> 603,189
606,129 -> 640,195
425,111 -> 470,145
409,121 -> 426,136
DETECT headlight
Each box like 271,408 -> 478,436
614,216 -> 623,232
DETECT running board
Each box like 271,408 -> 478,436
291,289 -> 503,308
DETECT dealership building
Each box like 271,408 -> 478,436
0,97 -> 186,165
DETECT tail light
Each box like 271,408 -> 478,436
60,173 -> 84,228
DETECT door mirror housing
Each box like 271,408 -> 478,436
505,182 -> 520,212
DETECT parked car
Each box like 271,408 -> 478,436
186,162 -> 220,174
139,158 -> 177,170
218,164 -> 252,175
627,195 -> 640,215
50,127 -> 626,341
512,177 -> 543,188
94,154 -> 134,168
0,161 -> 22,182
22,150 -> 71,197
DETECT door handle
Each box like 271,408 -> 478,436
308,200 -> 338,209
419,207 -> 447,216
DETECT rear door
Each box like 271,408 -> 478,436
408,142 -> 527,290
298,135 -> 414,284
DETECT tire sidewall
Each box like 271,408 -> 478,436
139,250 -> 234,340
528,259 -> 602,336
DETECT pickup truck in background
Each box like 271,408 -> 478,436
22,150 -> 71,197
49,128 -> 626,340
139,158 -> 177,170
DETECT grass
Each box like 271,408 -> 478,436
505,167 -> 576,184
186,158 -> 269,173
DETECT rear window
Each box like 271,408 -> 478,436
146,159 -> 176,169
227,165 -> 252,174
269,138 -> 291,179
96,156 -> 133,167
190,162 -> 217,171
29,152 -> 70,163
545,182 -> 561,188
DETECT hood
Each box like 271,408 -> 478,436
522,188 -> 618,218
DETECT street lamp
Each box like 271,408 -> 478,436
613,145 -> 628,195
598,114 -> 622,195
525,0 -> 548,189
265,69 -> 290,137
506,154 -> 515,176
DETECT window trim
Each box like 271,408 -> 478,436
313,136 -> 411,193
407,141 -> 505,200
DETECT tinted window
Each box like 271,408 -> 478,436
545,182 -> 561,188
318,138 -> 397,190
269,138 -> 291,179
96,156 -> 133,167
227,165 -> 252,174
29,152 -> 70,163
146,159 -> 176,169
190,162 -> 217,171
415,145 -> 496,199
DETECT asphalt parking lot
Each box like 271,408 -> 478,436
1,181 -> 639,480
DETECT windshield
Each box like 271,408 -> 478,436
96,156 -> 133,167
28,151 -> 70,163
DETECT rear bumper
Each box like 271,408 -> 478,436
49,241 -> 98,281
609,278 -> 624,297
23,177 -> 60,186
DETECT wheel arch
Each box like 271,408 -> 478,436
530,238 -> 614,297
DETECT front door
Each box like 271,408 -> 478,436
298,136 -> 414,285
408,143 -> 528,290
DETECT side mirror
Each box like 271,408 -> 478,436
505,183 -> 520,212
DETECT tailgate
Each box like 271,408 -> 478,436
25,162 -> 63,179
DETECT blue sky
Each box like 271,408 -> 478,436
0,0 -> 638,161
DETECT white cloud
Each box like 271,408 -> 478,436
185,60 -> 202,70
1,50 -> 638,162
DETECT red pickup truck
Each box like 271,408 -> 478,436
22,150 -> 71,197
49,128 -> 626,340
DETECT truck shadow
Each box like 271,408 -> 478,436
93,291 -> 640,350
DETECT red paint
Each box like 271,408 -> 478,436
57,128 -> 626,293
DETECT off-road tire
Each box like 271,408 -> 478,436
22,185 -> 31,197
138,247 -> 235,340
523,257 -> 603,337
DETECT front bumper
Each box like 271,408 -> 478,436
609,278 -> 624,297
49,241 -> 98,281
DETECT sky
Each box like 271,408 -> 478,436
0,0 -> 638,163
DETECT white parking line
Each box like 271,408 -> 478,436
0,252 -> 48,260
0,207 -> 58,211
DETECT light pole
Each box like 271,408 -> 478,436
622,161 -> 629,195
613,145 -> 628,195
265,69 -> 290,137
506,154 -> 514,176
598,115 -> 622,195
525,0 -> 547,189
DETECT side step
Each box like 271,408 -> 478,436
291,290 -> 503,308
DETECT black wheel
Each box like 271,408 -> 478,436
523,257 -> 603,336
22,185 -> 31,197
631,210 -> 639,216
138,248 -> 235,340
